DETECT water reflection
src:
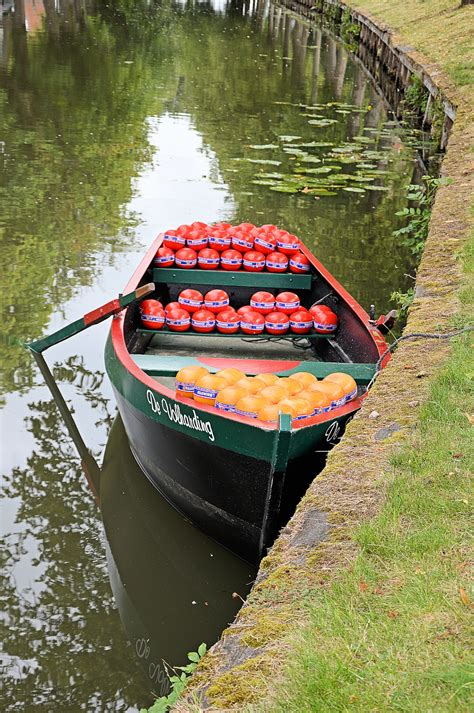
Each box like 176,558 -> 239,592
101,417 -> 256,697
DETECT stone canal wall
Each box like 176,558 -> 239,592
176,2 -> 473,709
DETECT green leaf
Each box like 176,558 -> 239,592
188,651 -> 200,662
198,643 -> 207,657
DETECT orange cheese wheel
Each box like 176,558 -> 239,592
215,386 -> 246,413
278,396 -> 313,421
193,374 -> 228,405
176,366 -> 209,398
215,368 -> 246,385
259,384 -> 289,404
276,377 -> 303,396
235,377 -> 265,395
323,373 -> 358,402
288,371 -> 318,388
309,381 -> 345,408
253,372 -> 279,386
258,402 -> 297,423
235,394 -> 269,419
304,389 -> 332,415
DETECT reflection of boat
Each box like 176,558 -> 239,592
100,417 -> 255,695
105,230 -> 389,563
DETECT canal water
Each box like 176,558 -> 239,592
1,0 -> 429,709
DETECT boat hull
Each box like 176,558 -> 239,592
106,335 -> 355,562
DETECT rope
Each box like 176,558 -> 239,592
367,325 -> 473,390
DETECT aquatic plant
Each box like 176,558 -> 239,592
141,643 -> 207,713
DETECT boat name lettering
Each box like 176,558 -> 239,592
147,389 -> 162,414
325,421 -> 341,443
161,398 -> 215,441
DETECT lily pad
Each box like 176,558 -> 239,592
279,135 -> 301,141
251,179 -> 280,186
300,156 -> 325,164
269,184 -> 299,193
343,186 -> 366,193
249,144 -> 279,150
258,172 -> 285,179
308,118 -> 338,126
245,158 -> 282,166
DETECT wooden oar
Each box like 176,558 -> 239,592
25,282 -> 155,499
27,282 -> 155,353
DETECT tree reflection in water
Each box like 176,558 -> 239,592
1,357 -> 150,710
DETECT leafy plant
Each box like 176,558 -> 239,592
403,76 -> 430,114
141,644 -> 207,713
393,175 -> 452,257
390,287 -> 415,315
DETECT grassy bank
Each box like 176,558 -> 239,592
173,2 -> 473,710
264,262 -> 473,711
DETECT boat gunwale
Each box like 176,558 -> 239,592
110,233 -> 388,433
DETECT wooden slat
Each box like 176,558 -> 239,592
137,328 -> 329,340
130,354 -> 376,383
153,267 -> 312,289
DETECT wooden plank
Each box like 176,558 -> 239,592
130,354 -> 376,383
137,328 -> 329,340
153,268 -> 312,289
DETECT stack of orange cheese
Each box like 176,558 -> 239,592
175,365 -> 358,423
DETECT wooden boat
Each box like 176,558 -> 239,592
104,231 -> 389,563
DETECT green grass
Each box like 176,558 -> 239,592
264,320 -> 473,711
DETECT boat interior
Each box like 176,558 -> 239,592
123,262 -> 380,394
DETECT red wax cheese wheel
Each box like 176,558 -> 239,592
234,394 -> 269,419
175,366 -> 209,399
243,250 -> 266,272
305,390 -> 332,415
204,289 -> 230,314
250,291 -> 275,315
186,230 -> 208,250
212,222 -> 232,230
309,303 -> 333,317
323,373 -> 358,402
165,301 -> 181,314
237,305 -> 254,317
289,309 -> 313,334
191,309 -> 215,333
231,232 -> 253,253
154,246 -> 175,267
289,253 -> 310,273
191,221 -> 209,230
220,249 -> 243,271
240,311 -> 265,335
198,248 -> 220,270
265,311 -> 290,335
266,251 -> 288,273
311,306 -> 338,334
194,374 -> 228,406
258,402 -> 297,423
166,307 -> 190,332
178,289 -> 203,313
215,368 -> 246,385
276,233 -> 300,254
140,300 -> 165,330
208,231 -> 231,252
254,232 -> 277,255
216,310 -> 240,334
175,248 -> 197,269
215,386 -> 246,413
176,224 -> 191,237
163,230 -> 186,250
288,371 -> 318,388
278,396 -> 313,421
275,291 -> 300,314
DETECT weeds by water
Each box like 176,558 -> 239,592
141,644 -> 207,713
